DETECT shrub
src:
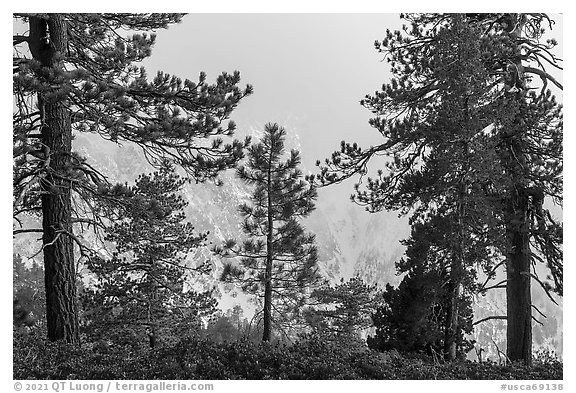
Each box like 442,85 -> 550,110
13,332 -> 562,380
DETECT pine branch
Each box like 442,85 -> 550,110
522,271 -> 559,305
531,304 -> 547,319
523,66 -> 563,92
30,231 -> 64,259
13,228 -> 44,236
13,35 -> 30,45
472,315 -> 507,326
478,279 -> 507,293
490,337 -> 511,365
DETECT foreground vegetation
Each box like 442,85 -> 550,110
14,332 -> 562,380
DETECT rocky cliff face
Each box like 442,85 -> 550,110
39,128 -> 406,315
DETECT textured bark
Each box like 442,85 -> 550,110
505,187 -> 532,364
502,14 -> 533,365
31,14 -> 80,343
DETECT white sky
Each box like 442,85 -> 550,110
142,14 -> 402,172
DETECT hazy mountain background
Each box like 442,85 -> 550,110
13,121 -> 563,360
12,13 -> 563,360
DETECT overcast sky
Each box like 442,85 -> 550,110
138,14 -> 411,209
140,13 -> 563,207
142,14 -> 402,169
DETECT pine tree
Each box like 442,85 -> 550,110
13,14 -> 252,343
368,212 -> 476,358
214,123 -> 320,342
368,264 -> 474,358
320,15 -> 505,360
305,277 -> 380,342
13,254 -> 45,330
203,305 -> 259,343
316,13 -> 562,364
83,163 -> 217,348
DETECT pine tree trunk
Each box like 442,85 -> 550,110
30,15 -> 79,344
444,181 -> 467,361
444,232 -> 463,361
443,273 -> 459,361
262,260 -> 273,342
505,187 -> 532,364
263,153 -> 274,342
499,15 -> 533,365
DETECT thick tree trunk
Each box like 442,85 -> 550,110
505,187 -> 532,364
499,14 -> 533,365
30,15 -> 79,343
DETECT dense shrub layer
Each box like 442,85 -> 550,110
14,333 -> 562,380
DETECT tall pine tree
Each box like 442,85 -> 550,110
13,14 -> 252,343
214,123 -> 320,342
316,13 -> 562,363
321,15 -> 505,360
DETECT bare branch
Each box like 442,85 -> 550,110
490,337 -> 510,365
13,228 -> 44,236
479,279 -> 507,293
13,35 -> 30,45
531,304 -> 547,319
522,271 -> 559,305
523,66 -> 563,91
30,232 -> 63,259
473,315 -> 507,326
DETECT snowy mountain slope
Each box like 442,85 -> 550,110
57,128 -> 407,311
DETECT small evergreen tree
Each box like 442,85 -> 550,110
305,277 -> 380,342
13,254 -> 45,330
202,305 -> 262,343
83,163 -> 216,348
368,216 -> 475,358
215,123 -> 320,341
